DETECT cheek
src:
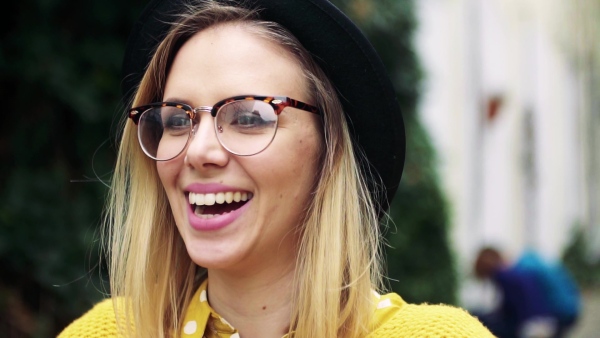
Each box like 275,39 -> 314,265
289,143 -> 318,182
295,123 -> 324,174
156,162 -> 169,186
156,160 -> 182,193
284,135 -> 323,197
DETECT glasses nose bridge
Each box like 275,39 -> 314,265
192,106 -> 213,114
189,106 -> 214,134
192,106 -> 213,117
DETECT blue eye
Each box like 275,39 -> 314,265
162,109 -> 191,129
217,100 -> 277,138
160,108 -> 192,137
231,110 -> 270,128
165,114 -> 191,128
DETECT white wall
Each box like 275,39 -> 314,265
414,0 -> 595,279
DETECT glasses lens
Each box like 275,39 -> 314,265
215,100 -> 278,155
138,106 -> 192,160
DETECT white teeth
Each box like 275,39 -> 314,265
188,191 -> 252,206
204,193 -> 215,206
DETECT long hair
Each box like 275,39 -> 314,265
106,1 -> 384,336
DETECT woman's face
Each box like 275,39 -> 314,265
157,23 -> 322,273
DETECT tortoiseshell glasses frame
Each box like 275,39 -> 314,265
128,95 -> 321,160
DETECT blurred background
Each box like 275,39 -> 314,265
413,1 -> 600,336
1,0 -> 598,337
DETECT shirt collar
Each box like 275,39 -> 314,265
180,281 -> 403,337
181,280 -> 237,337
181,280 -> 293,338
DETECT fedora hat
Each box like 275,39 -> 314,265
121,0 -> 405,214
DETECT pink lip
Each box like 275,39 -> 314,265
185,183 -> 249,194
184,183 -> 252,231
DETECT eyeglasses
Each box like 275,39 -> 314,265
128,95 -> 321,160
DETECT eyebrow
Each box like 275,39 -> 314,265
163,97 -> 194,106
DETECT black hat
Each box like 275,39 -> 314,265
121,0 -> 405,214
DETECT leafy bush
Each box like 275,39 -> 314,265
562,226 -> 600,288
331,0 -> 457,304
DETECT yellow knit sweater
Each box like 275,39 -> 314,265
59,290 -> 494,337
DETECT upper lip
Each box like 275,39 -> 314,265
184,182 -> 251,194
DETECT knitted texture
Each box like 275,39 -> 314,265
368,302 -> 496,337
59,295 -> 495,337
58,299 -> 131,338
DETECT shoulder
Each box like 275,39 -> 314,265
58,298 -> 123,338
369,292 -> 495,337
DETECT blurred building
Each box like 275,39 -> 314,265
415,0 -> 600,273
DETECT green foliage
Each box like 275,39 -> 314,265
386,114 -> 457,305
331,0 -> 457,304
562,226 -> 600,288
333,0 -> 422,116
1,0 -> 146,335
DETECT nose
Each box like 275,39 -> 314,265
184,111 -> 229,170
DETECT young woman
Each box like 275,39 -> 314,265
60,0 -> 493,337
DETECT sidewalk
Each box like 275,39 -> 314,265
568,288 -> 600,338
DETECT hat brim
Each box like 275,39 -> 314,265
121,0 -> 405,214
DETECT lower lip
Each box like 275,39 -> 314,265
187,198 -> 251,231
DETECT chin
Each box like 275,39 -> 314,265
183,238 -> 248,271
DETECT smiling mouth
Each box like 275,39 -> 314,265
188,191 -> 253,219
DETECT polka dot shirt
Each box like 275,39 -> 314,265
180,280 -> 399,338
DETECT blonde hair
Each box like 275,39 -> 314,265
106,1 -> 384,337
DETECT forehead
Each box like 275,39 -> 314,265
164,22 -> 309,103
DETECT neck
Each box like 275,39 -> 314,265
207,262 -> 296,338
